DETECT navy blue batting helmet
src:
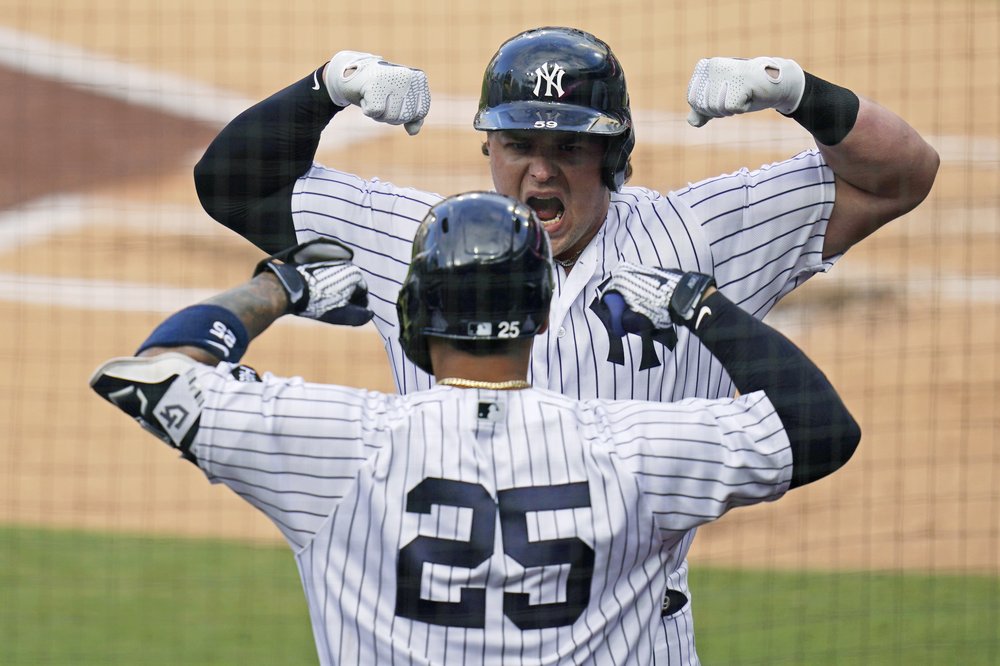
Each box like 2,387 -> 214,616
396,192 -> 554,375
473,26 -> 635,191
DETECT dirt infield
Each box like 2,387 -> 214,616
1,2 -> 997,575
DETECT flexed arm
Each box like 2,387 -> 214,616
601,264 -> 861,488
194,52 -> 430,253
686,57 -> 939,258
89,239 -> 372,459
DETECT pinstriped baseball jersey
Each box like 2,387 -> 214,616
189,363 -> 792,666
288,148 -> 835,664
291,149 -> 835,400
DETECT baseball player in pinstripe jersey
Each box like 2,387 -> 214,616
92,192 -> 860,665
193,27 -> 935,663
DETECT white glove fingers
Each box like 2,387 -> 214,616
605,263 -> 683,330
687,108 -> 710,127
404,117 -> 425,136
324,51 -> 430,132
310,263 -> 365,300
296,261 -> 369,321
359,94 -> 389,121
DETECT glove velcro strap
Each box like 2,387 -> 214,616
253,238 -> 355,314
783,72 -> 860,146
669,272 -> 717,326
136,304 -> 249,362
257,260 -> 309,313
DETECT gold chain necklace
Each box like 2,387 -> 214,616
554,247 -> 584,268
437,377 -> 531,390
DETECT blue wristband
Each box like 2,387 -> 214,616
136,304 -> 250,362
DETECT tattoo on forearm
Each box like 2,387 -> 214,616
203,275 -> 288,339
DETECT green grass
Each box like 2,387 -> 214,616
690,567 -> 1000,665
0,525 -> 315,665
2,525 -> 997,665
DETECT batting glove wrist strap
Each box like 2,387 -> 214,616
136,304 -> 249,363
254,238 -> 374,327
599,262 -> 715,336
257,260 -> 309,313
323,50 -> 431,135
783,72 -> 860,146
669,272 -> 718,327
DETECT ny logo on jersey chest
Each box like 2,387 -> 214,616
589,278 -> 677,370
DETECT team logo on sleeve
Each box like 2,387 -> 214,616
589,277 -> 677,370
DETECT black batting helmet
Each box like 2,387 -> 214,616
396,192 -> 554,375
473,26 -> 635,191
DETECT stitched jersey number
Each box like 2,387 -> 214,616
395,478 -> 593,629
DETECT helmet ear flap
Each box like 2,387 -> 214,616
396,279 -> 434,375
603,128 -> 634,191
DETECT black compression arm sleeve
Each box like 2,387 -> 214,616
686,291 -> 861,488
193,66 -> 340,253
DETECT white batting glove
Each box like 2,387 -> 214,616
685,56 -> 806,127
600,262 -> 717,336
324,50 -> 430,135
295,259 -> 370,324
603,262 -> 684,330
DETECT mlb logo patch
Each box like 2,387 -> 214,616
478,402 -> 501,422
469,322 -> 493,337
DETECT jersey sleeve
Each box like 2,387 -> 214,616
673,150 -> 838,318
188,363 -> 388,549
607,391 -> 793,545
290,168 -> 441,362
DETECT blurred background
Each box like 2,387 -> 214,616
0,1 -> 996,663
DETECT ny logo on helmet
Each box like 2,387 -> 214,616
532,63 -> 565,98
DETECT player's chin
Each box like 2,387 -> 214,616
549,238 -> 578,261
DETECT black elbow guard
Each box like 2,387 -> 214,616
89,353 -> 205,464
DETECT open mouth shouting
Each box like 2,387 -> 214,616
526,196 -> 565,230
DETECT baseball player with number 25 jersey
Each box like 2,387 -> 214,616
193,27 -> 934,664
92,192 -> 860,665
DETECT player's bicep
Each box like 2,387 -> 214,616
822,172 -> 897,259
678,153 -> 835,307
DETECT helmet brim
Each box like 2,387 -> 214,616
474,102 -> 629,135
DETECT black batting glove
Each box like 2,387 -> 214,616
254,238 -> 374,327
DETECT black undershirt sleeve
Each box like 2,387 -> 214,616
685,291 -> 862,489
193,66 -> 341,253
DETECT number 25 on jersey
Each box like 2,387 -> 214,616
395,478 -> 594,630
